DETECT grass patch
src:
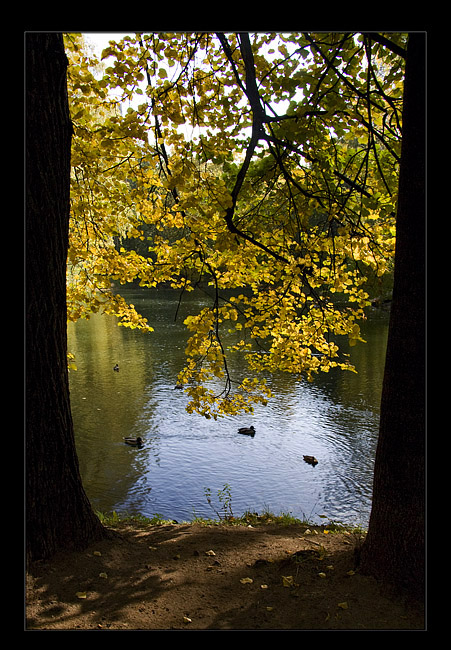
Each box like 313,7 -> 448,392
95,510 -> 179,527
95,508 -> 366,534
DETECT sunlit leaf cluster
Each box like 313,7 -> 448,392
64,31 -> 405,417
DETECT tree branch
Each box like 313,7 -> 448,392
216,33 -> 289,263
364,32 -> 407,59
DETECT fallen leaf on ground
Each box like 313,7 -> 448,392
338,602 -> 348,609
205,550 -> 216,556
240,577 -> 253,584
76,592 -> 87,599
282,575 -> 295,587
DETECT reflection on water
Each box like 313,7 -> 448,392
68,287 -> 389,526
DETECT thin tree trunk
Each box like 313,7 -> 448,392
26,33 -> 106,562
360,33 -> 425,597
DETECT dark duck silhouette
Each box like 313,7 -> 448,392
113,364 -> 120,372
124,436 -> 143,447
238,426 -> 255,437
303,455 -> 318,466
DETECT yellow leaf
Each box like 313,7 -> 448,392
205,549 -> 216,556
338,601 -> 348,609
240,577 -> 253,584
318,572 -> 327,578
99,572 -> 108,579
76,591 -> 87,599
282,575 -> 294,587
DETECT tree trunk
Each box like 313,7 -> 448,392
26,33 -> 106,562
360,33 -> 425,597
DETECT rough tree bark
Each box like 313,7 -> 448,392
360,33 -> 425,598
26,33 -> 106,562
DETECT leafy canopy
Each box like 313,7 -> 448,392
64,32 -> 404,418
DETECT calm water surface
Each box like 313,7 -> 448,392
68,287 -> 389,527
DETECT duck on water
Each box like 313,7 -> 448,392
124,437 -> 144,447
303,455 -> 318,466
238,426 -> 255,437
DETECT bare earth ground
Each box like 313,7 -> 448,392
26,522 -> 424,631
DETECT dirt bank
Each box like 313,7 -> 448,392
26,522 -> 424,630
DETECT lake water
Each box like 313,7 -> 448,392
68,286 -> 389,527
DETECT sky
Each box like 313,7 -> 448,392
80,32 -> 298,144
84,32 -> 130,55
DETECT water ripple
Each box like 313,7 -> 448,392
69,293 -> 388,527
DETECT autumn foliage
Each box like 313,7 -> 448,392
65,32 -> 404,418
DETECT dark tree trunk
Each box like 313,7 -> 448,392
360,33 -> 425,597
26,33 -> 106,562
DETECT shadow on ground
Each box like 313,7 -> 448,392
26,522 -> 424,630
